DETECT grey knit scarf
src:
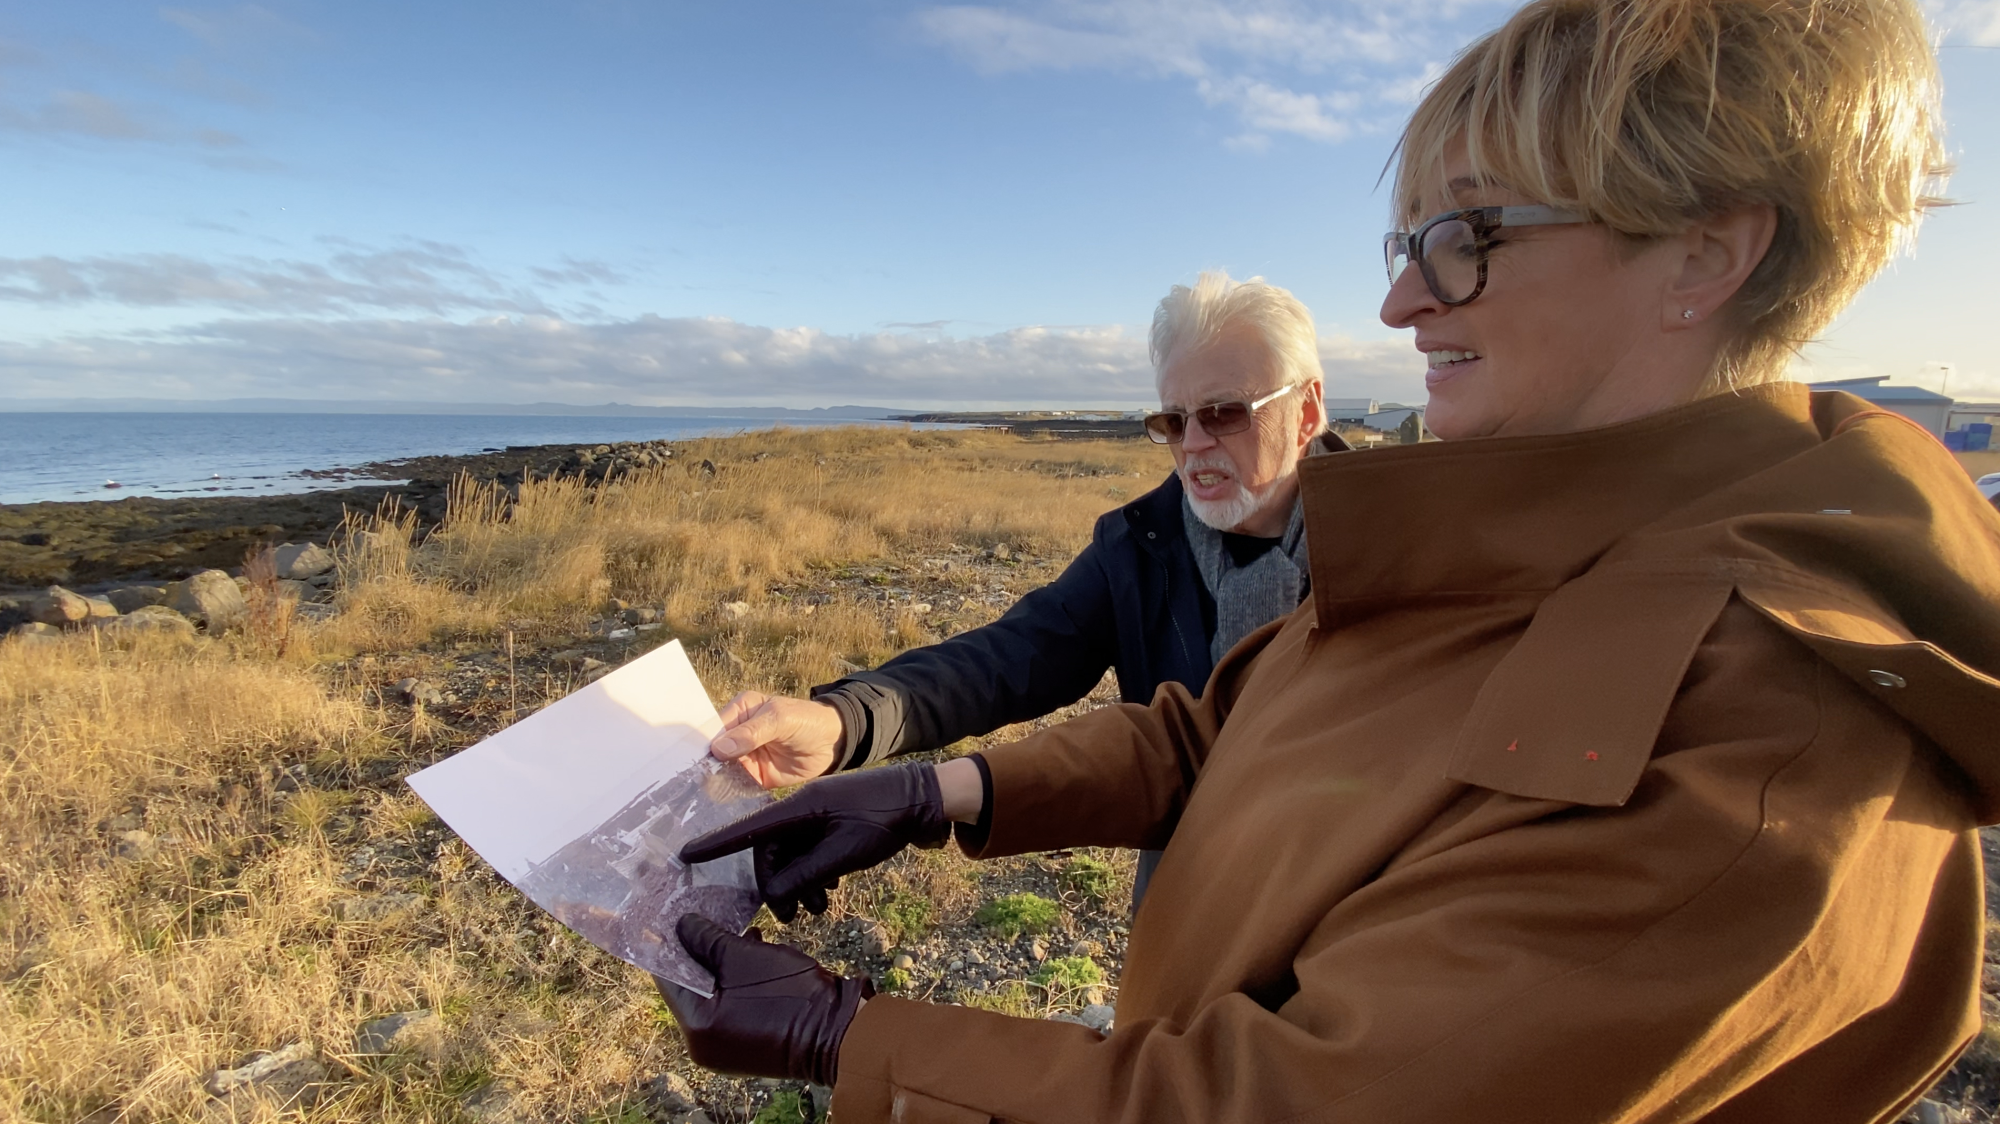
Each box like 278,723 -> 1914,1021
1183,492 -> 1312,663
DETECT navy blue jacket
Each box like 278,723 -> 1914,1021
812,470 -> 1216,769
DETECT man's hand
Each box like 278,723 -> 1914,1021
655,915 -> 869,1086
680,763 -> 952,922
709,691 -> 846,789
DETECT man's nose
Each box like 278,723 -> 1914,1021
1181,413 -> 1220,452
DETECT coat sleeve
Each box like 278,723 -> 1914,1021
811,525 -> 1128,768
830,609 -> 1983,1124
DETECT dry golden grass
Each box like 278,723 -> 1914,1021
0,427 -> 1167,1123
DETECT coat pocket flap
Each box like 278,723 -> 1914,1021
1445,569 -> 1735,806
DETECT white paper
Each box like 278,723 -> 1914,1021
406,639 -> 768,995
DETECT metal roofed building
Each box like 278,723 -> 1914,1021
1807,376 -> 1952,436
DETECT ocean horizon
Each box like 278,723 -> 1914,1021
0,411 -> 922,505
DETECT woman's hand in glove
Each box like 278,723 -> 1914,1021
679,763 -> 952,923
655,914 -> 870,1086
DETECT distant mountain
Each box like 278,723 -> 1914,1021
0,398 -> 907,419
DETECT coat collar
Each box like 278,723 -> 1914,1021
1299,383 -> 1822,629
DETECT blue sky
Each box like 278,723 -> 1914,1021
0,1 -> 1994,409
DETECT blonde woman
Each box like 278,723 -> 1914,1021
659,0 -> 2000,1120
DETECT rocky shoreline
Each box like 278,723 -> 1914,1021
0,437 -> 692,593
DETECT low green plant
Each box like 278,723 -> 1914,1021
878,889 -> 933,944
1030,955 -> 1102,994
1060,855 -> 1115,902
975,892 -> 1061,940
751,1089 -> 810,1124
882,967 -> 913,992
959,980 -> 1038,1018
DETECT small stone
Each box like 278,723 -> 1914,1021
947,958 -> 964,972
965,948 -> 986,965
1070,939 -> 1102,958
721,601 -> 751,620
114,829 -> 159,861
390,678 -> 444,706
620,606 -> 662,625
912,603 -> 933,614
106,586 -> 167,613
989,543 -> 1012,561
1048,1011 -> 1089,1026
891,952 -> 915,972
584,665 -> 613,683
635,622 -> 663,633
462,1080 -> 528,1124
1028,939 -> 1047,962
272,543 -> 336,580
606,597 -> 631,613
856,919 -> 892,959
354,1009 -> 436,1054
1080,1003 -> 1116,1032
579,657 -> 607,672
607,627 -> 636,641
1081,986 -> 1106,1007
647,1073 -> 699,1114
550,649 -> 590,665
202,1042 -> 327,1111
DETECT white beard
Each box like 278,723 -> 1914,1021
1181,452 -> 1285,532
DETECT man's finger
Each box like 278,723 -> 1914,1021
714,691 -> 766,730
709,706 -> 785,761
677,913 -> 737,972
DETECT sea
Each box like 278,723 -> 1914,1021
0,412 -> 910,505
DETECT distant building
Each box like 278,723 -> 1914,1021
1948,402 -> 2000,431
1807,376 -> 1952,436
1323,398 -> 1378,425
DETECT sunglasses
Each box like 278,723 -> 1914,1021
1143,383 -> 1297,445
1384,204 -> 1589,306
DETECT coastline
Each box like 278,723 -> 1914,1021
0,437 -> 682,591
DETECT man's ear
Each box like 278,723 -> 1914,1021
1662,205 -> 1778,329
1297,380 -> 1325,447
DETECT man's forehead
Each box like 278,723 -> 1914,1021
1157,326 -> 1283,407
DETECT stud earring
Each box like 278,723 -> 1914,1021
1682,309 -> 1697,320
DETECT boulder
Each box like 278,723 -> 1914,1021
354,1008 -> 437,1055
1080,1003 -> 1116,1033
106,586 -> 167,613
99,606 -> 197,639
167,570 -> 248,632
10,622 -> 62,644
30,586 -> 92,626
272,543 -> 336,580
276,579 -> 314,603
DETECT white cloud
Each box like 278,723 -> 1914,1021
1928,0 -> 2000,44
0,312 -> 1425,408
916,0 -> 1499,145
0,246 -> 580,315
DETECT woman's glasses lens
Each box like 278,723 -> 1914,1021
1419,218 -> 1480,303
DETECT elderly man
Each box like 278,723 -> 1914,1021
703,270 -> 1340,908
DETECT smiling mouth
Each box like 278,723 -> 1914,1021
1427,349 -> 1482,369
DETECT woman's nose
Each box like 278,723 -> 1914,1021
1381,266 -> 1443,329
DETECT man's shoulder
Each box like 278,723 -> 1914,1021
1096,471 -> 1185,547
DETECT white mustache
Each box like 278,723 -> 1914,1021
1180,453 -> 1238,480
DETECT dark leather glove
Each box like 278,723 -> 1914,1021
655,914 -> 871,1086
680,763 -> 950,922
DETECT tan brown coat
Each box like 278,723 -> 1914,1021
831,385 -> 2000,1124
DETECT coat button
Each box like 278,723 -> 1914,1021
1867,669 -> 1907,689
1147,531 -> 1157,539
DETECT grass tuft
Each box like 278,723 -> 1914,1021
974,893 -> 1062,941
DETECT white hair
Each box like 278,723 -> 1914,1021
1149,271 -> 1325,396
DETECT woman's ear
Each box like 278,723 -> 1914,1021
1663,205 -> 1779,330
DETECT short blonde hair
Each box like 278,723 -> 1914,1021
1392,0 -> 1949,388
1151,271 -> 1324,394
